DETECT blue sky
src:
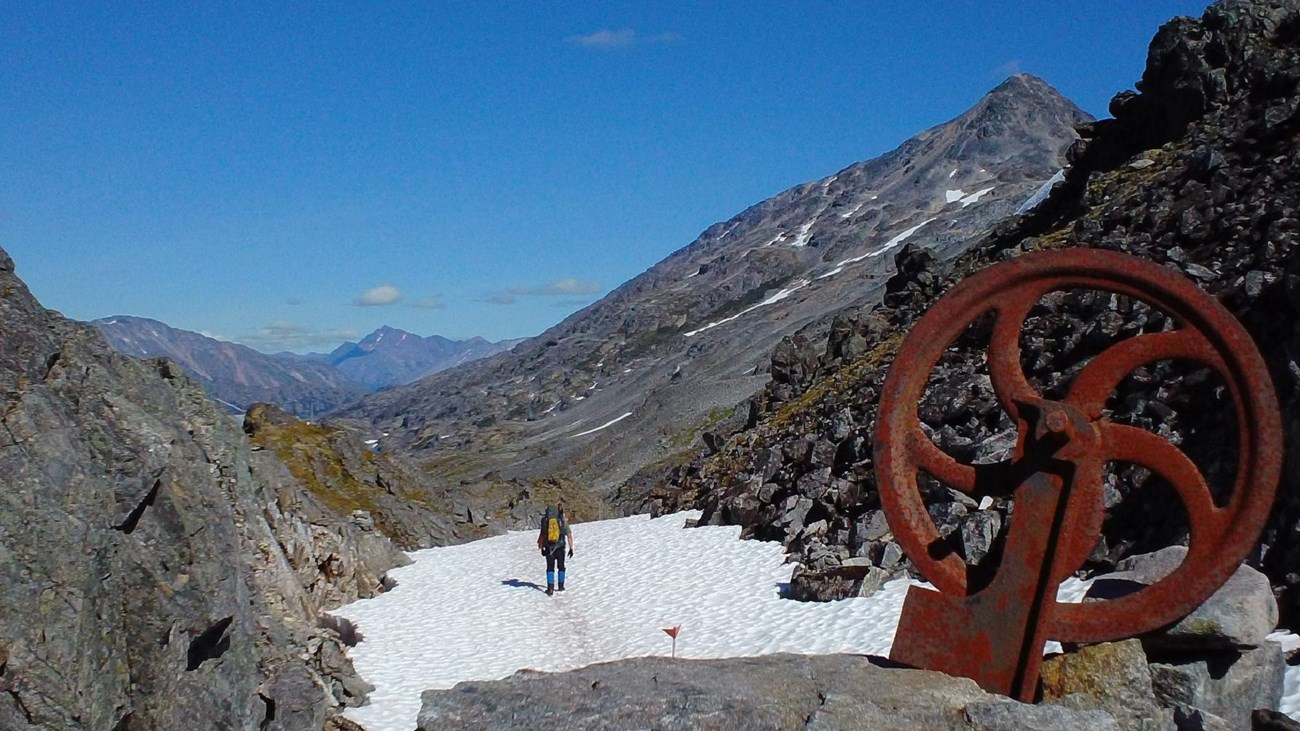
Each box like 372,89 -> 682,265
2,2 -> 1210,352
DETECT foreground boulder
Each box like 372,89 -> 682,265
417,654 -> 1121,731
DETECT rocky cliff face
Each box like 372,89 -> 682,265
337,74 -> 1089,505
647,0 -> 1300,622
0,249 -> 407,728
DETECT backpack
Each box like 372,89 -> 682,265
542,507 -> 566,546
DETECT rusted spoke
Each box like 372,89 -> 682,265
1066,329 -> 1224,419
1101,423 -> 1225,546
908,425 -> 976,493
987,294 -> 1041,419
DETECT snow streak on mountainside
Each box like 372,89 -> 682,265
337,74 -> 1091,500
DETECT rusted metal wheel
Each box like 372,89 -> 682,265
875,248 -> 1281,644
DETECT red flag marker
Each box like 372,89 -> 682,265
662,625 -> 681,657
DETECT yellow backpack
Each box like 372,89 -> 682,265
546,516 -> 561,543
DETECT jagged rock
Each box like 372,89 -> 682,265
1088,546 -> 1279,649
1148,644 -> 1285,730
960,509 -> 1003,565
1173,707 -> 1234,731
1254,709 -> 1300,730
416,654 -> 1123,731
1040,639 -> 1174,731
852,510 -> 892,546
787,562 -> 891,601
0,243 -> 406,728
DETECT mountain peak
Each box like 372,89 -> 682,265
969,73 -> 1088,122
990,72 -> 1055,96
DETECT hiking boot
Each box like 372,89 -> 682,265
546,584 -> 554,596
557,582 -> 565,591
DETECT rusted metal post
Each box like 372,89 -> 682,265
874,249 -> 1281,701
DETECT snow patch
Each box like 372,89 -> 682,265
839,200 -> 866,219
1271,631 -> 1300,719
945,189 -> 966,203
834,218 -> 937,270
212,397 -> 245,414
959,187 -> 995,207
684,280 -> 810,337
948,168 -> 958,178
570,412 -> 633,437
1015,169 -> 1066,215
816,266 -> 844,280
333,511 -> 1113,731
790,218 -> 816,247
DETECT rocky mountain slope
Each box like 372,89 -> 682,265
94,315 -> 368,417
337,74 -> 1090,502
93,317 -> 516,418
319,326 -> 521,392
0,248 -> 441,729
643,0 -> 1300,628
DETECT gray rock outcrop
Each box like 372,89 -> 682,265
416,654 -> 1122,731
1149,644 -> 1285,729
0,244 -> 407,729
1088,546 -> 1279,649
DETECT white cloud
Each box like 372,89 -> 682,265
507,277 -> 603,297
355,285 -> 404,307
995,59 -> 1022,78
408,297 -> 445,310
487,294 -> 517,305
568,29 -> 681,50
239,320 -> 359,352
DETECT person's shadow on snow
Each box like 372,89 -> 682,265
501,579 -> 545,592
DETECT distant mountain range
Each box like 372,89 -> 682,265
92,316 -> 519,416
313,326 -> 522,391
336,73 -> 1091,496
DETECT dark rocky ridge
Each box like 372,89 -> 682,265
338,74 -> 1090,505
644,0 -> 1300,624
0,249 -> 410,728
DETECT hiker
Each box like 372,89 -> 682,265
537,504 -> 574,596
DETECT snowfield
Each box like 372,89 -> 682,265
332,510 -> 1299,731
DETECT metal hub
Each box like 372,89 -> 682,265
873,248 -> 1281,700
